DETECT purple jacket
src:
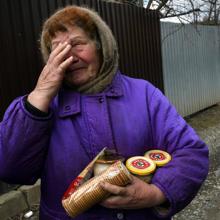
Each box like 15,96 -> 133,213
0,71 -> 208,220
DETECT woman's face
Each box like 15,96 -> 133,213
51,25 -> 101,87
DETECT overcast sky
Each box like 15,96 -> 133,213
144,0 -> 205,23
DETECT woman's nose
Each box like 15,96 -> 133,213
66,48 -> 79,62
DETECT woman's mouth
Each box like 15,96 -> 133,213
66,67 -> 85,74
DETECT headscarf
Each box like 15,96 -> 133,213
40,6 -> 119,94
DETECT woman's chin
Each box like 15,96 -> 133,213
64,76 -> 85,88
64,69 -> 97,88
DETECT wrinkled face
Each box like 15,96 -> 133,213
51,25 -> 101,87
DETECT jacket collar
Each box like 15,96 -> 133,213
58,89 -> 81,118
58,70 -> 123,118
104,70 -> 123,97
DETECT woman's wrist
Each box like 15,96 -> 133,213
24,96 -> 50,117
149,184 -> 167,206
27,91 -> 51,113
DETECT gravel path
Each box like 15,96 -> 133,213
174,103 -> 220,220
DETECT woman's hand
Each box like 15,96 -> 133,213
100,175 -> 166,209
28,42 -> 73,112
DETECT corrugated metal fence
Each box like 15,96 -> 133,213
161,22 -> 220,117
0,0 -> 163,121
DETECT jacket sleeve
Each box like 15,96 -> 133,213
148,88 -> 209,217
0,96 -> 53,185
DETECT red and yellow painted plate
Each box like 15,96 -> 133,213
126,156 -> 156,176
144,150 -> 171,167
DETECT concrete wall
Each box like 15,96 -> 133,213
0,180 -> 40,220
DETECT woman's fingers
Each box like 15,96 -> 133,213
48,42 -> 71,65
50,42 -> 68,59
100,182 -> 126,196
100,195 -> 125,208
59,56 -> 73,72
53,44 -> 72,65
43,43 -> 73,78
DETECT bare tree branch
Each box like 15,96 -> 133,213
146,0 -> 154,9
157,0 -> 169,11
104,0 -> 220,24
161,8 -> 201,18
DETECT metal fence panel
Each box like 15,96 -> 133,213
161,22 -> 220,117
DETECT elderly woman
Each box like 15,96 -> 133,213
0,5 -> 208,220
